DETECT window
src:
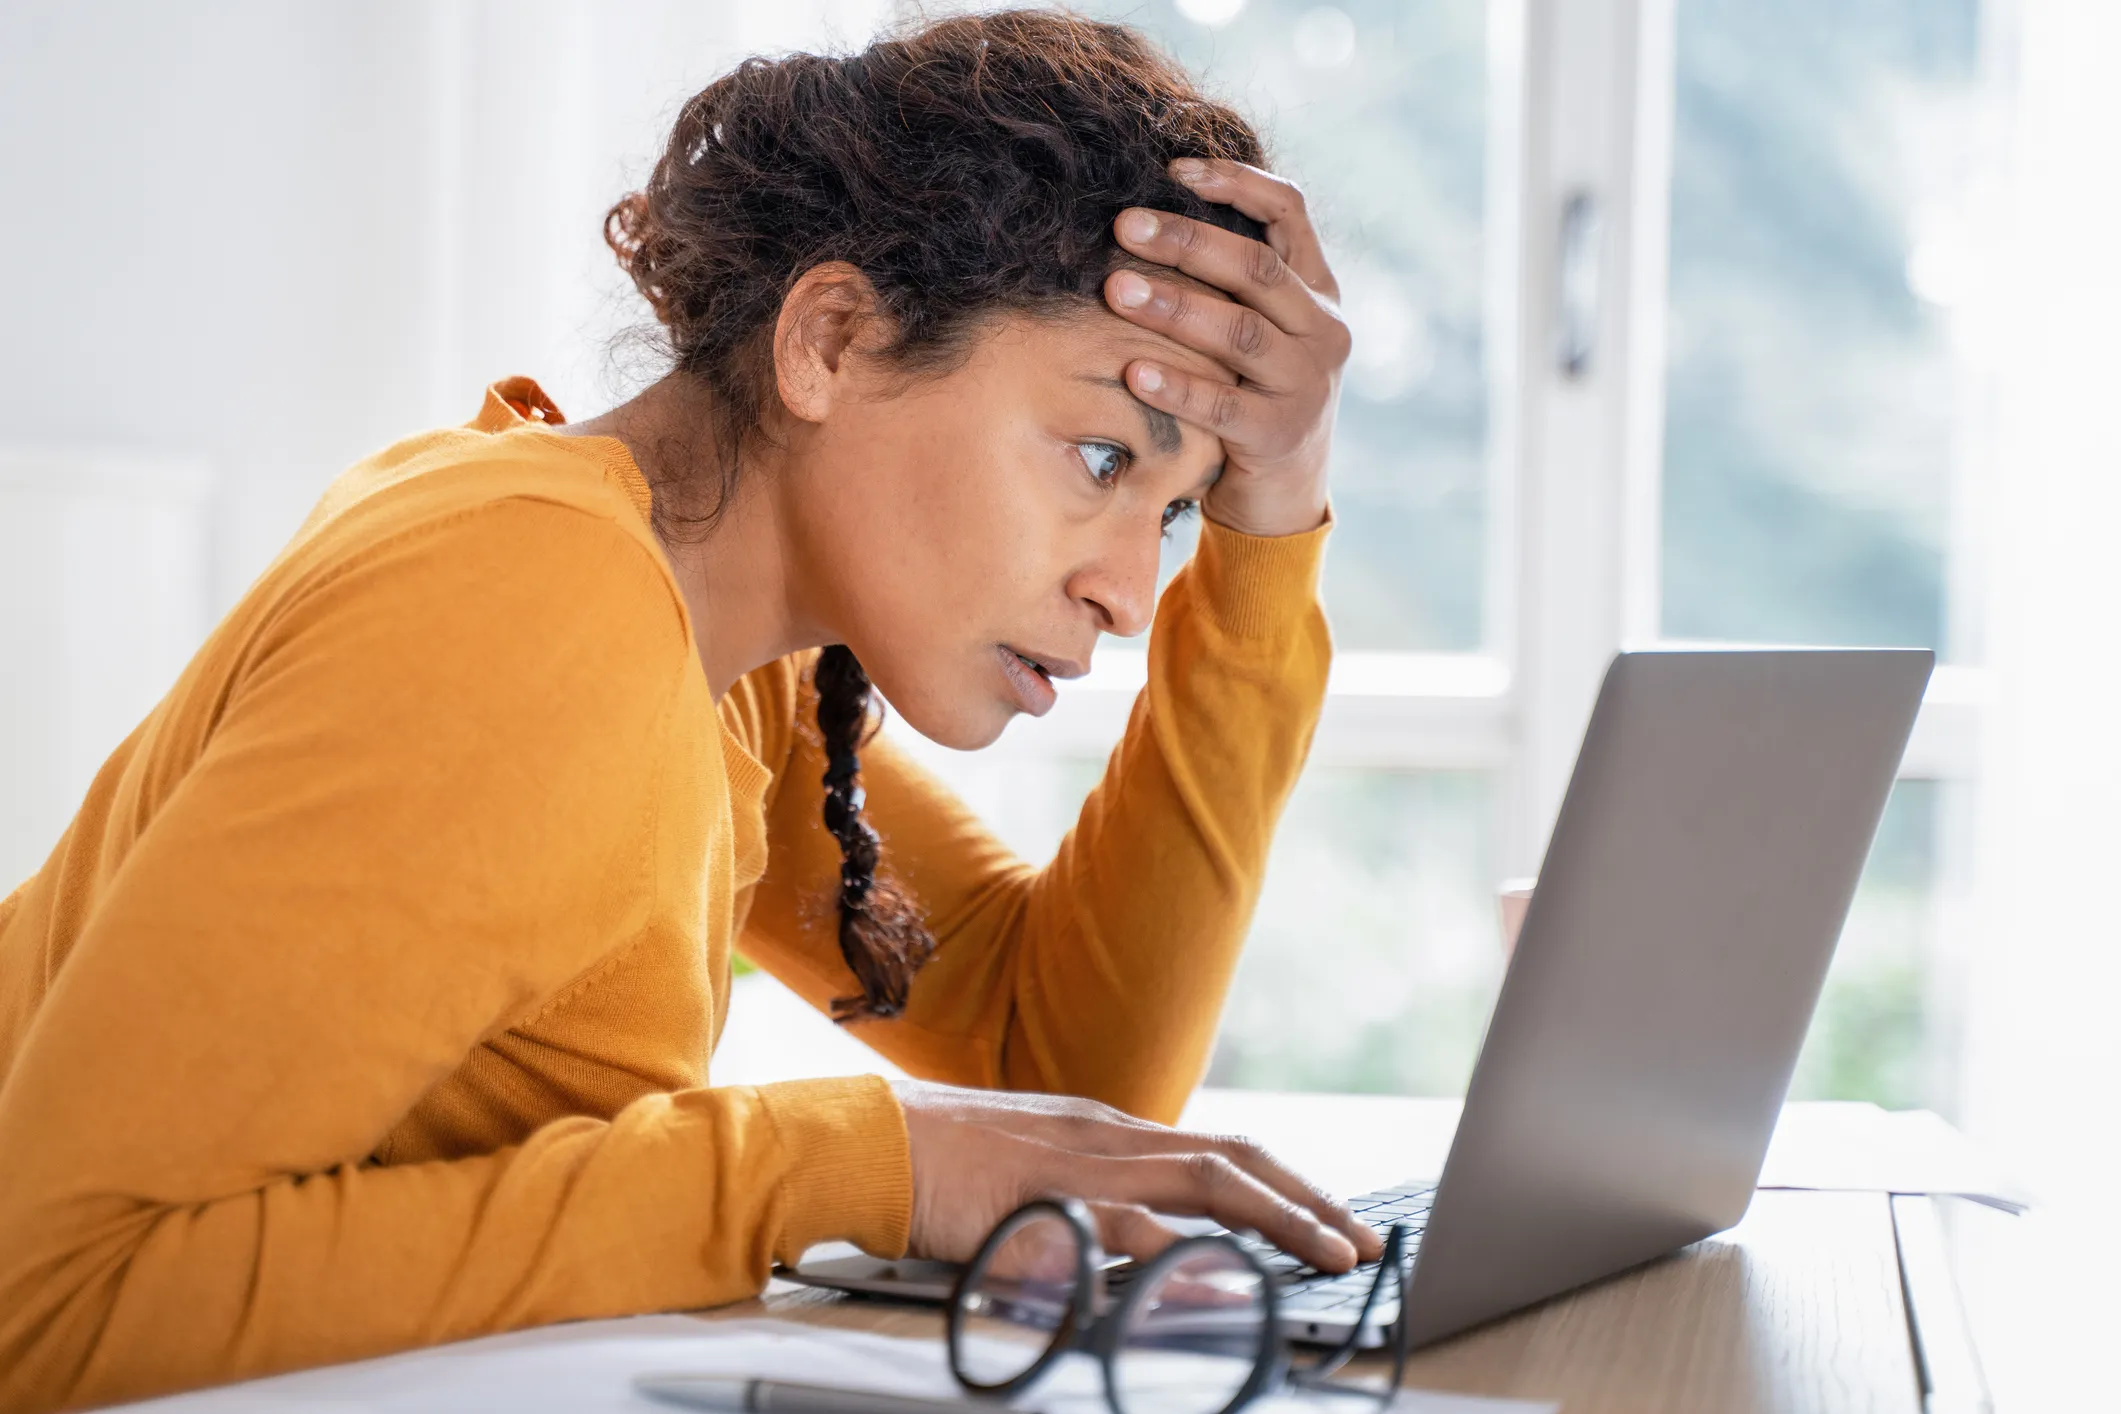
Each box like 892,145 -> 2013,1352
885,0 -> 1512,1095
1126,0 -> 1496,653
1662,0 -> 1989,655
1657,0 -> 1999,1111
879,0 -> 2000,1113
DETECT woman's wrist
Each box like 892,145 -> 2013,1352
1202,485 -> 1330,540
1187,505 -> 1333,644
755,1074 -> 913,1263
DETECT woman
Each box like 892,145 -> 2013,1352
0,10 -> 1375,1409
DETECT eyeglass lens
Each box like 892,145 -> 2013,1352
1111,1243 -> 1270,1414
952,1206 -> 1084,1387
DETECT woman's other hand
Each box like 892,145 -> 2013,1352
891,1078 -> 1384,1271
1103,159 -> 1349,539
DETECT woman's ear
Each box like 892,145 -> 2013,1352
774,261 -> 884,426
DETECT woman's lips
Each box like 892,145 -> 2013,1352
996,644 -> 1059,717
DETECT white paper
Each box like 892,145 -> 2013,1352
115,1317 -> 1555,1414
1756,1101 -> 2034,1211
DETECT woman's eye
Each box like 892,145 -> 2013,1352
1076,441 -> 1128,484
1162,499 -> 1198,536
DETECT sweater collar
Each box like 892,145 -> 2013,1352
469,377 -> 658,530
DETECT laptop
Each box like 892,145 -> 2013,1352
781,647 -> 1935,1350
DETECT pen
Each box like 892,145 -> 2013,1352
635,1373 -> 981,1414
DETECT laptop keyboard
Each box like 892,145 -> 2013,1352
1105,1181 -> 1436,1316
1264,1181 -> 1435,1313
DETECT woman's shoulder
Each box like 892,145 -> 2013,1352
248,383 -> 682,636
293,402 -> 655,571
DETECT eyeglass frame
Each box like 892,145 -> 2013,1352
944,1196 -> 1413,1414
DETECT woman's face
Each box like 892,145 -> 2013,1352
784,305 -> 1233,750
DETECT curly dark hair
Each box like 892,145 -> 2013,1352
605,7 -> 1269,1023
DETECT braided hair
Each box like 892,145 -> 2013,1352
604,9 -> 1268,1021
812,645 -> 932,1020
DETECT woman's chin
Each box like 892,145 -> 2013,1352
903,705 -> 1013,753
875,680 -> 1015,753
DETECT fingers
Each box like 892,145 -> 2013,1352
1169,157 -> 1337,300
1113,206 -> 1333,338
979,1205 -> 1092,1285
1200,1134 -> 1385,1265
1106,267 -> 1291,386
1121,356 -> 1267,442
1075,1150 -> 1360,1273
897,1085 -> 1373,1274
1102,164 -> 1352,416
1087,1200 -> 1185,1264
1039,1104 -> 1378,1264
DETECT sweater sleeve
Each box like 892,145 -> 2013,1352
738,516 -> 1332,1124
0,498 -> 906,1413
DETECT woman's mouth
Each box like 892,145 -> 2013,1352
996,644 -> 1059,716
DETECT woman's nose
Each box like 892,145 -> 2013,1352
1070,536 -> 1159,638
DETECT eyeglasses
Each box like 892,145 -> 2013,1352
946,1198 -> 1411,1414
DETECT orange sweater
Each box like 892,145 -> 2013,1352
0,379 -> 1330,1412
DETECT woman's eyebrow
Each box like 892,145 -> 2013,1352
1074,374 -> 1183,455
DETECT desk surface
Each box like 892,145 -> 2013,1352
741,1189 -> 1918,1414
728,1090 -> 1978,1414
121,1090 -> 1984,1414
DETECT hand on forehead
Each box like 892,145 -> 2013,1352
1102,261 -> 1244,389
1092,158 -> 1348,540
1085,263 -> 1242,464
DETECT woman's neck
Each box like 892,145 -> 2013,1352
563,377 -> 823,700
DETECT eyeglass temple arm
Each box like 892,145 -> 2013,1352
1287,1222 -> 1412,1386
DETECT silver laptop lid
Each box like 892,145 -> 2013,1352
1402,648 -> 1933,1347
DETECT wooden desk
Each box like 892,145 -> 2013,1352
719,1089 -> 1993,1414
739,1190 -> 1917,1414
1397,1191 -> 1916,1413
121,1090 -> 1987,1413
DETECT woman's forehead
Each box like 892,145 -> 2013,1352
997,292 -> 1240,388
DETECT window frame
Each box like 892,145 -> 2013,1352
956,0 -> 1982,882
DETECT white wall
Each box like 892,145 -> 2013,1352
0,0 -> 889,885
0,453 -> 213,880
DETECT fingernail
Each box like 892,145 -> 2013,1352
1111,271 -> 1152,309
1120,208 -> 1159,243
1172,158 -> 1209,184
1133,363 -> 1164,393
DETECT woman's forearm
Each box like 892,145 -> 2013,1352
995,517 -> 1331,1120
0,1077 -> 907,1413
